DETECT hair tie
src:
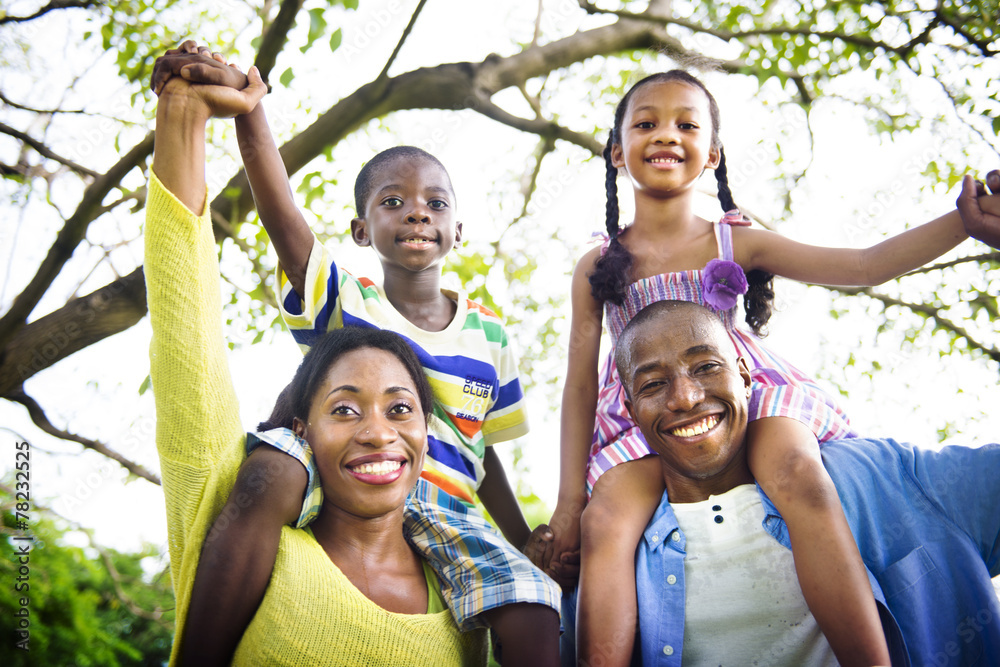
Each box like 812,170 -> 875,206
721,209 -> 751,227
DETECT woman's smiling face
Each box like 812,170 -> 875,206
294,346 -> 428,520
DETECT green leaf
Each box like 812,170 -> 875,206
330,27 -> 343,52
280,67 -> 295,88
302,7 -> 328,53
138,374 -> 151,395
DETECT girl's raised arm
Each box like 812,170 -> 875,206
735,192 -> 1000,286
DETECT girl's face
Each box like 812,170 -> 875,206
611,80 -> 720,200
294,347 -> 428,520
351,158 -> 463,278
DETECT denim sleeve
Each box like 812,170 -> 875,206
902,440 -> 1000,577
825,438 -> 1000,578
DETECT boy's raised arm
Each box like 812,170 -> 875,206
167,52 -> 314,296
234,106 -> 314,297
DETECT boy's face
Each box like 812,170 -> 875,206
351,158 -> 462,277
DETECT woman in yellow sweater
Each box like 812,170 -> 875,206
146,52 -> 486,665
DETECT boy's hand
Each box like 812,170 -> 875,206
957,170 -> 1000,248
523,524 -> 553,567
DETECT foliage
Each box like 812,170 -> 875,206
0,482 -> 173,667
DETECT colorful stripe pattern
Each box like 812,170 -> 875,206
588,221 -> 856,495
278,239 -> 529,505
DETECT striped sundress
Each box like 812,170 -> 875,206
586,217 -> 857,495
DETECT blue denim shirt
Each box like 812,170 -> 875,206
632,438 -> 1000,667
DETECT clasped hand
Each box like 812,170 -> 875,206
957,170 -> 1000,249
151,40 -> 264,119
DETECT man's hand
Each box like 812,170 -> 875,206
957,169 -> 1000,249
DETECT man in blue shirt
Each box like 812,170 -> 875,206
564,299 -> 1000,666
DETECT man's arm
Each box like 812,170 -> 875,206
903,441 -> 1000,575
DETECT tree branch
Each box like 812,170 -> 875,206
0,121 -> 100,178
902,252 -> 1000,276
0,267 -> 148,396
0,0 -> 96,25
474,94 -> 603,154
375,0 -> 429,83
0,90 -> 85,114
0,132 -> 154,351
6,390 -> 161,485
253,0 -> 306,83
827,286 -> 1000,364
91,532 -> 172,628
577,0 -> 937,56
500,135 -> 557,242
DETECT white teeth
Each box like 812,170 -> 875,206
649,157 -> 680,163
351,460 -> 403,475
670,415 -> 720,437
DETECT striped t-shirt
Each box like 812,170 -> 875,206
278,237 -> 529,504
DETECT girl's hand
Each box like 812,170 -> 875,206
542,499 -> 584,589
957,170 -> 1000,248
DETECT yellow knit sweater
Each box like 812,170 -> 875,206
145,173 -> 487,666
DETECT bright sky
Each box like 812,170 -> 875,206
1,1 -> 998,609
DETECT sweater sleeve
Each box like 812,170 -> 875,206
144,171 -> 245,660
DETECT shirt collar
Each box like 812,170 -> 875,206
643,483 -> 785,553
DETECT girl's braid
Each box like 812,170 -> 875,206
589,127 -> 634,304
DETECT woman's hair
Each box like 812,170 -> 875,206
353,146 -> 454,216
258,326 -> 434,432
588,70 -> 775,336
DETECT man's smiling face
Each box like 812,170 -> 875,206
617,301 -> 754,503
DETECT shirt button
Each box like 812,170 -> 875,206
667,574 -> 677,585
652,534 -> 659,543
671,532 -> 680,542
663,645 -> 674,656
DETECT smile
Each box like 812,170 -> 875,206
349,460 -> 403,475
399,237 -> 436,247
648,157 -> 681,164
669,414 -> 720,438
346,457 -> 407,485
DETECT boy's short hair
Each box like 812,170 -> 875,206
354,146 -> 454,216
